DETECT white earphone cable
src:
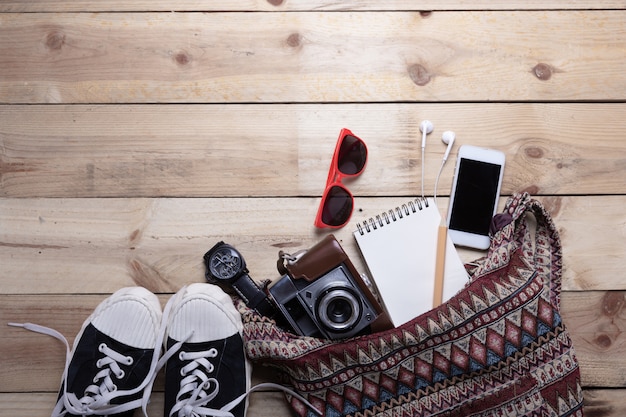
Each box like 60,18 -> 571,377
434,159 -> 445,206
421,146 -> 425,198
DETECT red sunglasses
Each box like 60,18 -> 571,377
314,129 -> 368,228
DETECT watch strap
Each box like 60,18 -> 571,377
231,273 -> 276,318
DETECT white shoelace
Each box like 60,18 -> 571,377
170,346 -> 223,417
156,334 -> 322,417
156,290 -> 322,417
9,288 -> 322,417
8,321 -> 159,417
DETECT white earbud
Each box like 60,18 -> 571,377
441,130 -> 456,163
419,120 -> 434,150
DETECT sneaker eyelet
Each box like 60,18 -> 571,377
124,356 -> 133,365
116,369 -> 125,379
98,343 -> 106,352
179,352 -> 187,361
96,359 -> 103,368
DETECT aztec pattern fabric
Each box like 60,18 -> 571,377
237,193 -> 584,417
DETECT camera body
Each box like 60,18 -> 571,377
269,263 -> 377,340
270,234 -> 392,339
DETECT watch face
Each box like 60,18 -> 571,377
209,246 -> 243,281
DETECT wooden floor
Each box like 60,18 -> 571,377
1,2 -> 625,416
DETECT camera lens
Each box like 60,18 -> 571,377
317,288 -> 361,332
328,299 -> 352,323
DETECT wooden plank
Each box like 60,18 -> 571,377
0,391 -> 293,417
0,1 -> 623,12
563,291 -> 626,387
0,389 -> 623,417
1,11 -> 625,103
2,104 -> 626,197
576,389 -> 626,417
1,196 -> 624,294
3,290 -> 626,391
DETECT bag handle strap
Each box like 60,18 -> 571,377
488,192 -> 563,310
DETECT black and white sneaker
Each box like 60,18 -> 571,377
9,287 -> 163,417
160,283 -> 251,417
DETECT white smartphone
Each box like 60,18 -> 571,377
446,145 -> 506,250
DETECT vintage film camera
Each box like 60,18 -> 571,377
203,235 -> 392,340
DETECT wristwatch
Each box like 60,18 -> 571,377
203,242 -> 276,318
205,242 -> 245,282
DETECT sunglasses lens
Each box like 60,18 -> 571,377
337,135 -> 367,175
321,185 -> 354,227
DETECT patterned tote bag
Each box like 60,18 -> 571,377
238,193 -> 584,416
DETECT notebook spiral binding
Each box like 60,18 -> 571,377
356,197 -> 429,235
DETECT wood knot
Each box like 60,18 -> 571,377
286,33 -> 302,48
408,64 -> 431,86
524,146 -> 544,159
420,11 -> 433,18
271,241 -> 304,249
174,51 -> 191,66
542,196 -> 562,217
522,185 -> 540,195
45,31 -> 66,51
129,229 -> 142,246
533,63 -> 553,80
593,333 -> 613,349
267,0 -> 284,5
602,292 -> 625,318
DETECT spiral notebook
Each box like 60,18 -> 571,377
353,198 -> 468,326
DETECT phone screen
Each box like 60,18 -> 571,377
449,158 -> 502,236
